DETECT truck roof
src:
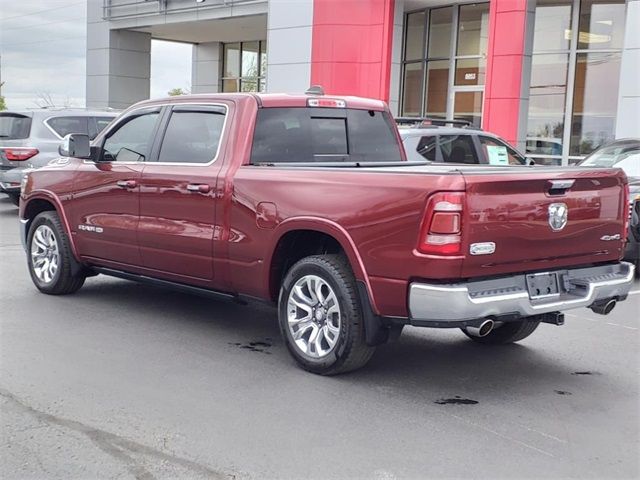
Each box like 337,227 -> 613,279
131,93 -> 387,111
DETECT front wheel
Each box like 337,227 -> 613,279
27,211 -> 86,295
278,255 -> 375,375
462,319 -> 540,345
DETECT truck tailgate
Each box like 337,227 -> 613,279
460,167 -> 627,278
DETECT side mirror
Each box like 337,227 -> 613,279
59,133 -> 92,159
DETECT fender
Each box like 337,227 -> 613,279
268,216 -> 381,315
22,190 -> 82,263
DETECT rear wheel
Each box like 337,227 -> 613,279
278,255 -> 375,375
27,211 -> 85,295
7,192 -> 20,206
462,319 -> 540,345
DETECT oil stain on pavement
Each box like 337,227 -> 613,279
434,396 -> 479,405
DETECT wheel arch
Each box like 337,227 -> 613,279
22,193 -> 80,261
267,218 -> 378,313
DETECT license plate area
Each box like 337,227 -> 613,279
526,272 -> 561,299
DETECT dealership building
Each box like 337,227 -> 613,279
86,0 -> 639,165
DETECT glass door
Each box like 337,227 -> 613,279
452,89 -> 484,128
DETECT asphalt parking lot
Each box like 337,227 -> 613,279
0,195 -> 638,480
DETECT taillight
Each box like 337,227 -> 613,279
3,147 -> 39,161
623,184 -> 630,235
418,192 -> 465,255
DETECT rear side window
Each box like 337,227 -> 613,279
94,117 -> 115,137
0,113 -> 32,139
416,136 -> 437,161
157,107 -> 226,164
250,107 -> 403,164
46,116 -> 89,138
439,135 -> 479,164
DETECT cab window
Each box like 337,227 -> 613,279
157,106 -> 226,164
102,112 -> 160,162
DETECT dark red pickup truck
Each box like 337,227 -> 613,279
19,93 -> 635,374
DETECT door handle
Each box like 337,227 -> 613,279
116,180 -> 137,189
187,183 -> 210,193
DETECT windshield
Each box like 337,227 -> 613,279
580,143 -> 640,168
0,113 -> 32,140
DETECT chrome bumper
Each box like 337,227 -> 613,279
409,262 -> 635,324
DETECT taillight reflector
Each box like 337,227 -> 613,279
3,147 -> 39,161
418,192 -> 465,255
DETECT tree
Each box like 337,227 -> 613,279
34,92 -> 56,108
168,87 -> 189,96
0,81 -> 5,111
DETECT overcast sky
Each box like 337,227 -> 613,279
0,0 -> 192,110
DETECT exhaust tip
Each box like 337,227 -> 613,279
466,319 -> 495,337
590,299 -> 617,315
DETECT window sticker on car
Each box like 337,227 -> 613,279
486,145 -> 509,165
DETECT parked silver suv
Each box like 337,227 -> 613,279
0,109 -> 118,205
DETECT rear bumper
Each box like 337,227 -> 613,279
0,168 -> 24,192
408,262 -> 635,326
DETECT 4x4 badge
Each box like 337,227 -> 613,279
548,203 -> 568,231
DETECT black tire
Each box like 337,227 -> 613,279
278,255 -> 375,375
7,192 -> 20,206
27,211 -> 85,295
462,319 -> 540,345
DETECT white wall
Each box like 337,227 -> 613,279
615,0 -> 640,139
265,0 -> 313,93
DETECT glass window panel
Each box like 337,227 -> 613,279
527,53 -> 568,155
479,136 -> 527,165
240,79 -> 258,92
570,52 -> 621,156
424,60 -> 448,118
103,113 -> 159,162
533,0 -> 573,52
222,79 -> 239,93
401,62 -> 423,116
439,135 -> 479,164
47,116 -> 89,137
405,12 -> 426,60
577,0 -> 626,50
454,57 -> 485,86
260,40 -> 267,76
158,111 -> 225,164
223,43 -> 240,78
242,41 -> 259,78
428,7 -> 453,58
453,91 -> 483,128
310,118 -> 348,155
417,136 -> 437,161
457,3 -> 490,56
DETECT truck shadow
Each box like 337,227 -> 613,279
76,276 -> 587,403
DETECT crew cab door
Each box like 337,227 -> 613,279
71,107 -> 162,266
137,103 -> 228,283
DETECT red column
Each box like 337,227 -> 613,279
482,0 -> 530,146
310,0 -> 395,102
